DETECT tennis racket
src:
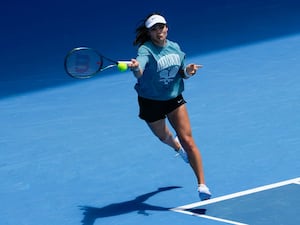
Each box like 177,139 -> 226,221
64,47 -> 131,79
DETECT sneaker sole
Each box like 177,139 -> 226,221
199,192 -> 211,201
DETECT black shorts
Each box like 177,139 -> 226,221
138,94 -> 186,123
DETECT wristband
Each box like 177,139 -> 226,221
184,67 -> 192,79
131,66 -> 140,72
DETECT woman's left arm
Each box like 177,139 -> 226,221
180,64 -> 203,79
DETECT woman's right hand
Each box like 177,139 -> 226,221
129,59 -> 142,77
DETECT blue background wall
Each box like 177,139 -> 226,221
1,0 -> 300,98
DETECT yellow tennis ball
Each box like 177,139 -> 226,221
117,62 -> 128,72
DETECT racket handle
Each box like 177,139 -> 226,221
117,61 -> 132,65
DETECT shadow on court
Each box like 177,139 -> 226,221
79,186 -> 181,225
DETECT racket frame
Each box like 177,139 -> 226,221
64,47 -> 131,79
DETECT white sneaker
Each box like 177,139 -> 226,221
174,136 -> 189,163
198,184 -> 211,201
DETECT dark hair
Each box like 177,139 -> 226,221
133,12 -> 163,47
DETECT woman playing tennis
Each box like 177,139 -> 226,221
129,13 -> 211,200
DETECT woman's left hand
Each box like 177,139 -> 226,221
186,64 -> 203,75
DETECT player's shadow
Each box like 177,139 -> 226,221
79,186 -> 181,225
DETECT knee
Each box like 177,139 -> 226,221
178,135 -> 195,151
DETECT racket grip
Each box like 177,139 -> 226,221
117,61 -> 132,65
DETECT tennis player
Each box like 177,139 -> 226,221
129,13 -> 211,200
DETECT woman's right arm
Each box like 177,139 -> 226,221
129,59 -> 143,78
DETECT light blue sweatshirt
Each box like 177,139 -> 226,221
135,40 -> 186,100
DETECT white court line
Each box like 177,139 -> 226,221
294,179 -> 300,185
171,177 -> 300,225
171,209 -> 248,225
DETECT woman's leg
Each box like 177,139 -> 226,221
167,104 -> 206,185
146,119 -> 181,151
145,105 -> 211,200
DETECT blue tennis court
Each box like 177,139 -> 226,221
1,1 -> 300,225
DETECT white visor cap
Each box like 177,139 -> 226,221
145,15 -> 167,28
